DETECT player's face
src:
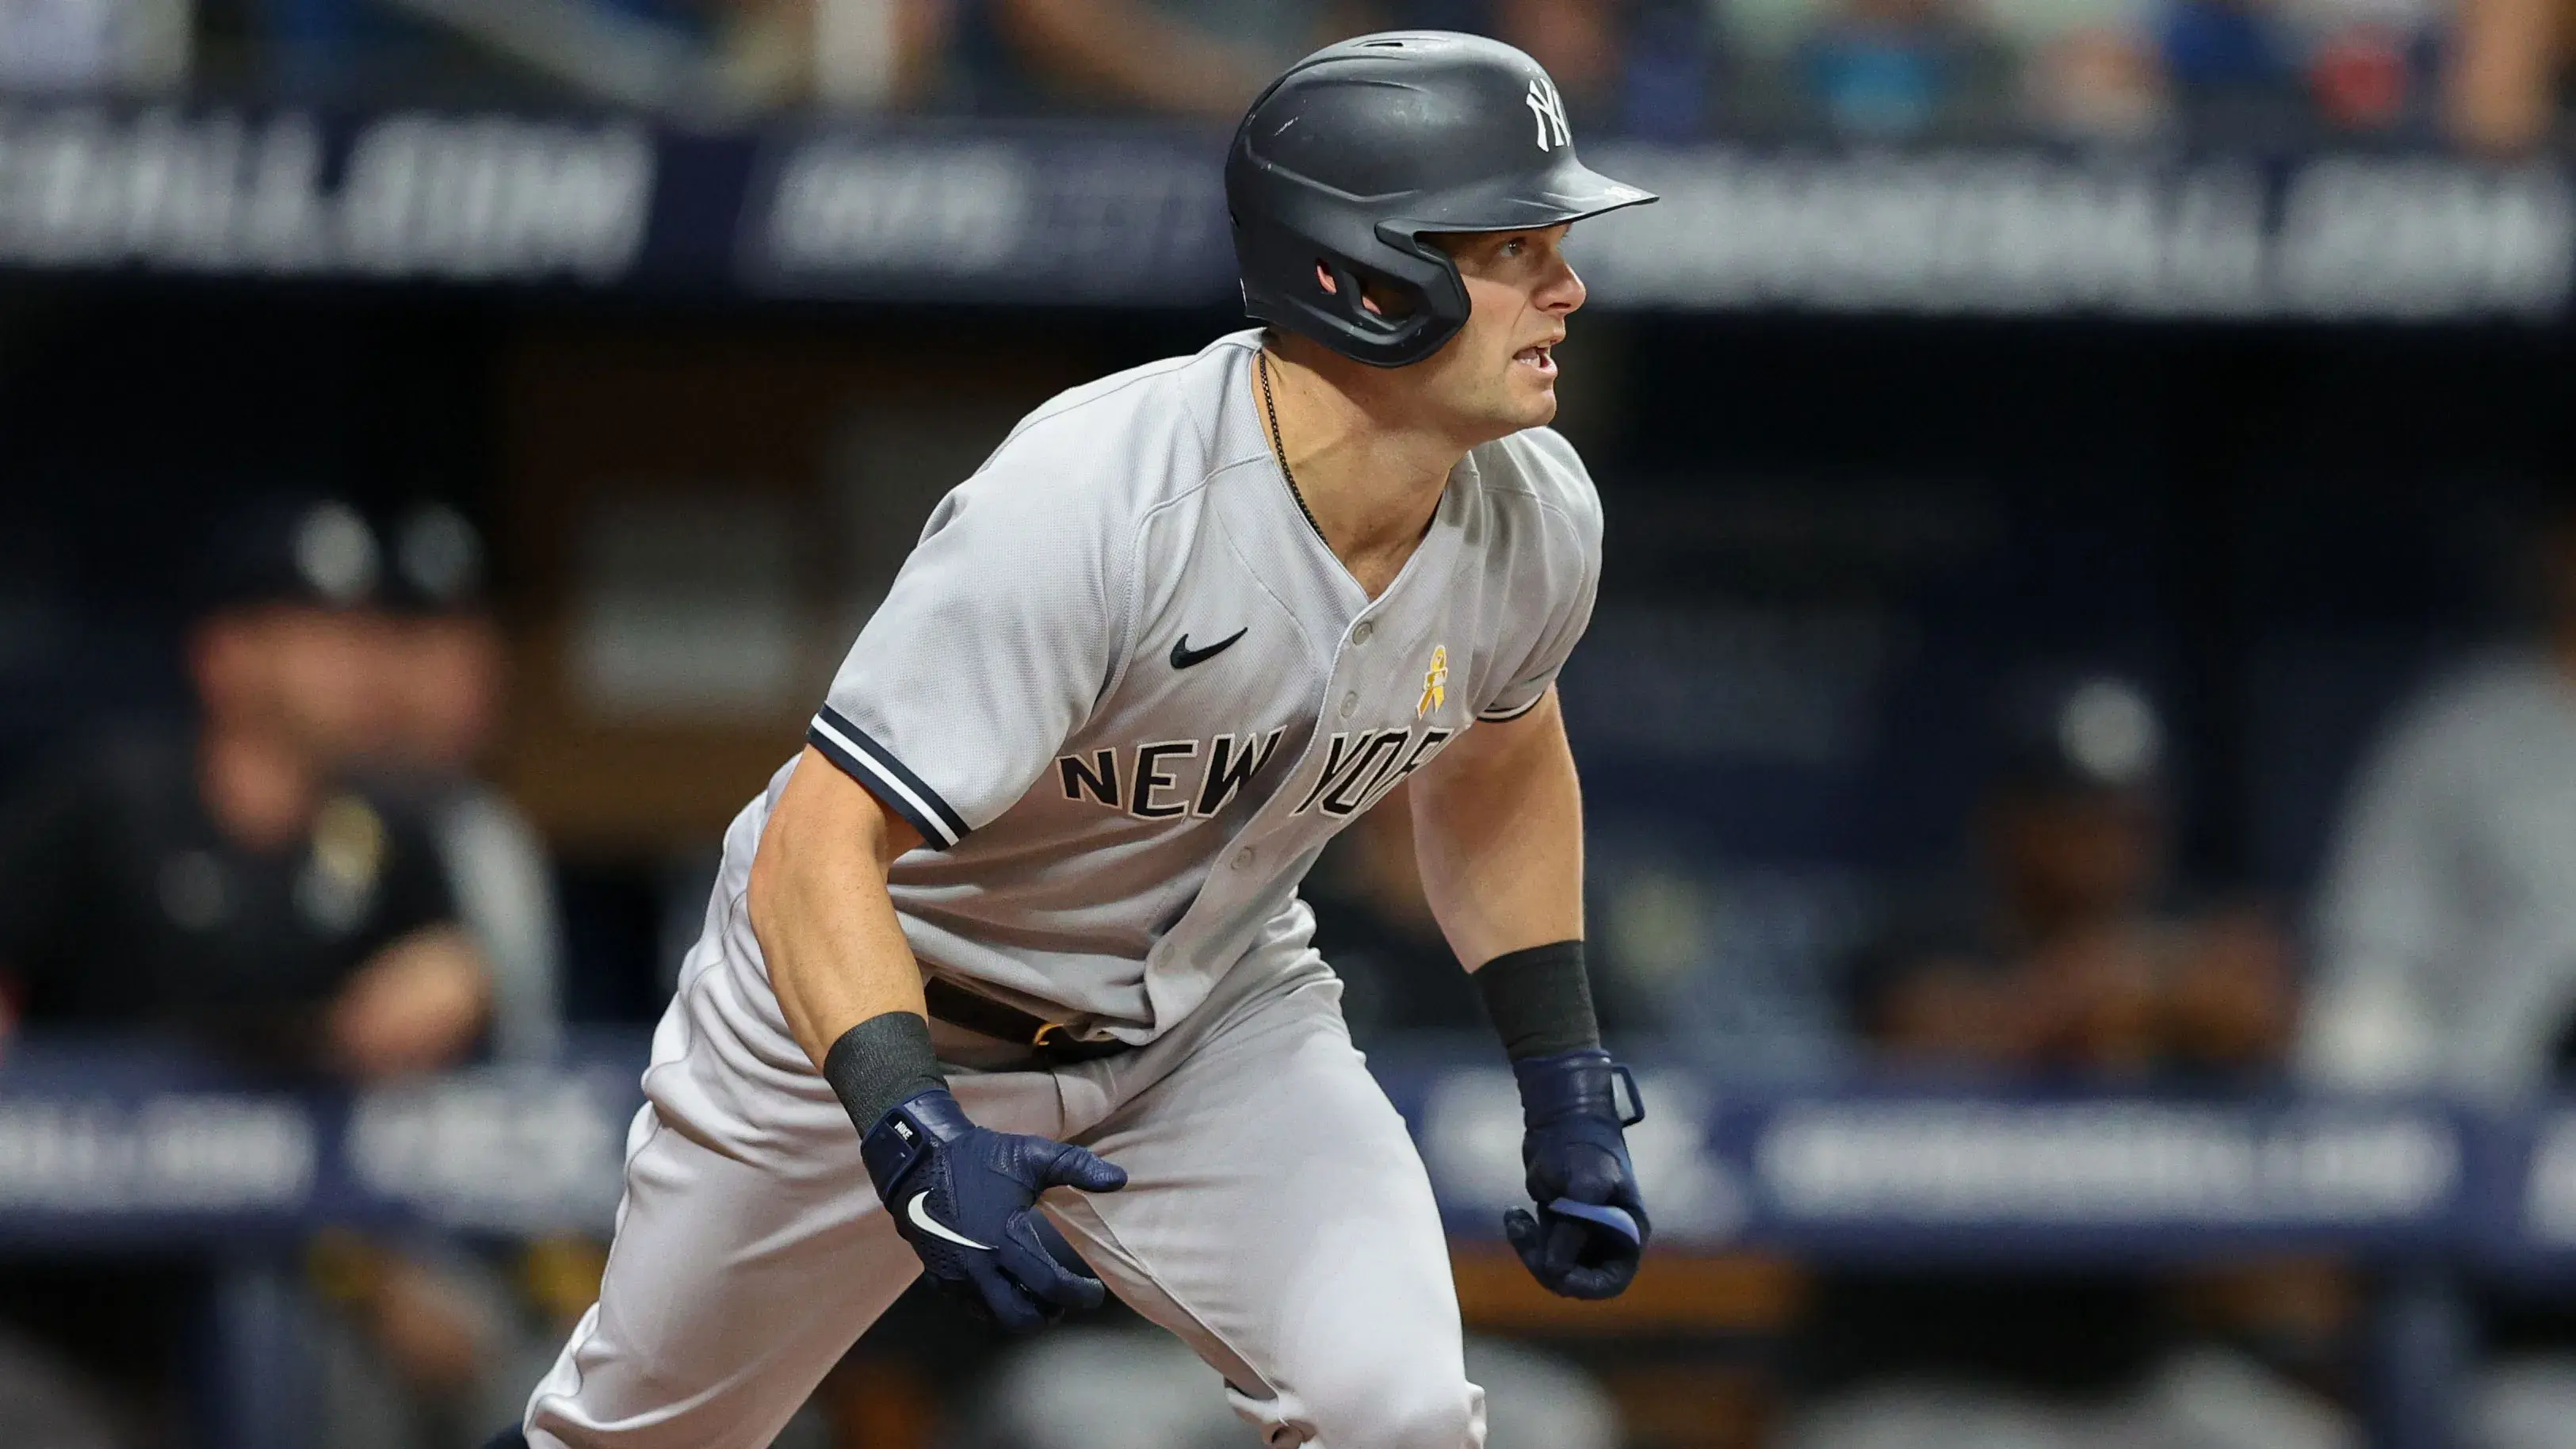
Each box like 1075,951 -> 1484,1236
1426,224 -> 1587,436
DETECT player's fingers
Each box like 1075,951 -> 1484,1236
1034,1141 -> 1129,1195
967,1257 -> 1053,1334
1030,1214 -> 1092,1277
1546,1197 -> 1643,1247
1551,1259 -> 1637,1301
1542,1215 -> 1592,1273
1555,1150 -> 1626,1209
1000,1215 -> 1109,1313
1504,1206 -> 1548,1277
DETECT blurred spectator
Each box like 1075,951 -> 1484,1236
1853,675 -> 2294,1077
2443,0 -> 2562,148
970,2 -> 1622,123
2162,0 -> 2295,118
1788,674 -> 2333,1449
371,503 -> 565,1065
0,496 -> 504,1449
1787,0 -> 2013,138
712,0 -> 957,108
972,0 -> 1370,119
0,0 -> 189,92
1491,0 -> 1631,122
0,497 -> 487,1073
2301,489 -> 2576,1101
1973,0 -> 2171,136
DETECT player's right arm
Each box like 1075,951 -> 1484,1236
750,747 -> 931,1068
747,423 -> 1141,1332
749,752 -> 1124,1332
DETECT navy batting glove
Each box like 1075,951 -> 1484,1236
1504,1049 -> 1649,1300
862,1088 -> 1127,1333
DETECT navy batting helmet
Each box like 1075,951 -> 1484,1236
1225,32 -> 1657,369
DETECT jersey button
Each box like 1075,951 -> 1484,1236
1232,847 -> 1255,870
1352,621 -> 1374,645
1339,691 -> 1358,718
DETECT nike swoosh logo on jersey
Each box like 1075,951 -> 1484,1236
907,1192 -> 993,1251
1170,629 -> 1248,670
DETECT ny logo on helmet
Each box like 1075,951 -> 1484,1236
1525,77 -> 1572,152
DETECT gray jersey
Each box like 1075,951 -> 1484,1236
2301,651 -> 2576,1098
783,328 -> 1601,1042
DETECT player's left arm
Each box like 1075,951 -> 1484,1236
1409,685 -> 1584,962
1409,683 -> 1649,1300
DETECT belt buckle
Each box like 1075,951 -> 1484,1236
1031,1020 -> 1076,1051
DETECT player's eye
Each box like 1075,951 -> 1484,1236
1498,238 -> 1527,258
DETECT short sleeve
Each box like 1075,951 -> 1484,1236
1477,438 -> 1603,724
807,459 -> 1129,848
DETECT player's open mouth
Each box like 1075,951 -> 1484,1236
1514,345 -> 1556,377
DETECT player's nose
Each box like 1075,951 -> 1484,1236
1539,258 -> 1586,316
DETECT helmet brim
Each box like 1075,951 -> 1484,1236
1378,156 -> 1658,239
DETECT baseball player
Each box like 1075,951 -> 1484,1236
497,32 -> 1658,1449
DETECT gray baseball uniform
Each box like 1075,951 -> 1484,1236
523,329 -> 1603,1449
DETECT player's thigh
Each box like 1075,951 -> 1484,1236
523,1107 -> 918,1449
1052,987 -> 1482,1449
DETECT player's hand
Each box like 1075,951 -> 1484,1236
1504,1049 -> 1649,1300
860,1088 -> 1126,1332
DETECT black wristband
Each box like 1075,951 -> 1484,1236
822,1011 -> 949,1134
1473,939 -> 1602,1061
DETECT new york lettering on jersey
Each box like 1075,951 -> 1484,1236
795,331 -> 1601,1035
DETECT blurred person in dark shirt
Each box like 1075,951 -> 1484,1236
0,497 -> 487,1072
372,503 -> 564,1066
0,497 -> 498,1447
1789,675 -> 2341,1449
1855,674 -> 2292,1079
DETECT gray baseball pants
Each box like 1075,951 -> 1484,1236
521,935 -> 1484,1449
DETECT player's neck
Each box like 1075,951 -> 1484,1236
1259,342 -> 1470,598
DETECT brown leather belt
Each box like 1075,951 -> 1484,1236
923,977 -> 1131,1065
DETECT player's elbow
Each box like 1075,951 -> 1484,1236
748,749 -> 908,946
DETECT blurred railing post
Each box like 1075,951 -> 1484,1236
201,1251 -> 315,1449
2370,1263 -> 2471,1449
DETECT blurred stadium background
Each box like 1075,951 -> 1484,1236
4,2 -> 2576,1447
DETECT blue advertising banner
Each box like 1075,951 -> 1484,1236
0,1035 -> 2551,1271
0,102 -> 2568,323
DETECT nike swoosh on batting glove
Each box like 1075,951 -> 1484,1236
1504,1049 -> 1650,1300
861,1088 -> 1126,1332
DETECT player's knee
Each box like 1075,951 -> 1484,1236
1319,1371 -> 1482,1449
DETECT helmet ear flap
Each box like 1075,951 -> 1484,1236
1234,217 -> 1470,367
1315,260 -> 1417,321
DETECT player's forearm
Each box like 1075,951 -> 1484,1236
749,747 -> 932,1072
1409,688 -> 1584,969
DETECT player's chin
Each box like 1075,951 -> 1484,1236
1504,377 -> 1559,428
